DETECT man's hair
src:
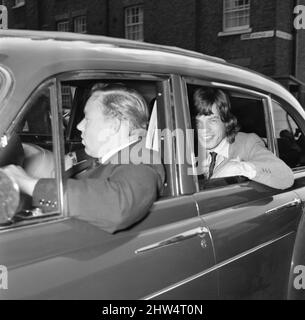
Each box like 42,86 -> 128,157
89,83 -> 149,133
193,87 -> 240,143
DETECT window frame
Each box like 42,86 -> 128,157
73,15 -> 87,34
223,0 -> 250,32
56,70 -> 177,200
13,0 -> 25,8
270,98 -> 305,172
181,77 -> 275,194
0,79 -> 66,232
57,20 -> 70,32
125,5 -> 144,41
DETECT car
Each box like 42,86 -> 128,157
0,29 -> 305,300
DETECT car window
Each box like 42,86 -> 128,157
59,78 -> 172,197
0,84 -> 60,229
272,100 -> 305,169
186,83 -> 269,191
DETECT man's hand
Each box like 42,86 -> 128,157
2,165 -> 38,196
212,159 -> 256,179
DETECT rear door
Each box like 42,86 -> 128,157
181,77 -> 303,299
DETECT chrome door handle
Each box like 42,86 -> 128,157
265,198 -> 302,215
135,226 -> 209,254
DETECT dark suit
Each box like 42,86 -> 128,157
33,140 -> 165,233
214,132 -> 294,190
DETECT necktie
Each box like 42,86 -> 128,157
208,152 -> 217,179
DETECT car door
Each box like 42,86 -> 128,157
0,72 -> 217,300
180,77 -> 303,299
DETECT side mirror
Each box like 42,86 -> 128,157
0,169 -> 20,225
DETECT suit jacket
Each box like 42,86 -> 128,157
33,139 -> 165,233
213,132 -> 294,190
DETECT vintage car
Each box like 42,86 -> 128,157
0,29 -> 305,300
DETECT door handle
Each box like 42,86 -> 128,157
265,198 -> 302,215
135,226 -> 209,254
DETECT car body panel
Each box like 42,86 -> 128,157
0,196 -> 217,299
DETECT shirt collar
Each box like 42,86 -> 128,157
211,138 -> 229,158
100,136 -> 140,164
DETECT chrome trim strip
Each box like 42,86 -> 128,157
265,198 -> 302,214
135,226 -> 209,254
0,217 -> 69,234
266,96 -> 278,155
142,232 -> 293,300
210,82 -> 271,98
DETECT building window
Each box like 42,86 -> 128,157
14,0 -> 25,7
125,5 -> 144,41
57,20 -> 69,32
223,0 -> 250,32
74,16 -> 87,34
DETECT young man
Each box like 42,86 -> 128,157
194,87 -> 294,190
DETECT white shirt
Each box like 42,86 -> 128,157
198,138 -> 257,179
100,136 -> 140,164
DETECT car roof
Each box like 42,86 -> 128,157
0,30 -> 303,117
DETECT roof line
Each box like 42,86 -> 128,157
0,29 -> 226,64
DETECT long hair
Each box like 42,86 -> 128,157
193,87 -> 240,143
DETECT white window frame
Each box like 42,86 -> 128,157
14,0 -> 25,8
57,20 -> 70,32
223,0 -> 250,32
125,5 -> 144,41
73,15 -> 87,34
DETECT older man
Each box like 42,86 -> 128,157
4,85 -> 165,233
194,87 -> 294,190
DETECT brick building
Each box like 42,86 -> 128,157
1,0 -> 305,104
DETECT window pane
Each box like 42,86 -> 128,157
272,101 -> 305,168
11,85 -> 60,221
223,0 -> 250,31
125,6 -> 144,41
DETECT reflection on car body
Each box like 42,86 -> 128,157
0,29 -> 305,299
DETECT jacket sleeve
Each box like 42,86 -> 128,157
33,164 -> 164,233
245,133 -> 294,190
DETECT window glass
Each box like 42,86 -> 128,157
60,78 -> 171,196
125,6 -> 144,41
57,20 -> 69,32
0,84 -> 60,228
187,84 -> 267,190
74,16 -> 87,34
223,0 -> 250,31
272,100 -> 305,168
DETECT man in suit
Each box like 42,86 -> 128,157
4,85 -> 165,233
194,87 -> 294,190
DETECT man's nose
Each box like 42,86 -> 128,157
77,119 -> 85,132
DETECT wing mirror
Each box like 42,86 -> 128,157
0,169 -> 20,225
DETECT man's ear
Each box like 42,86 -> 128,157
111,117 -> 121,134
